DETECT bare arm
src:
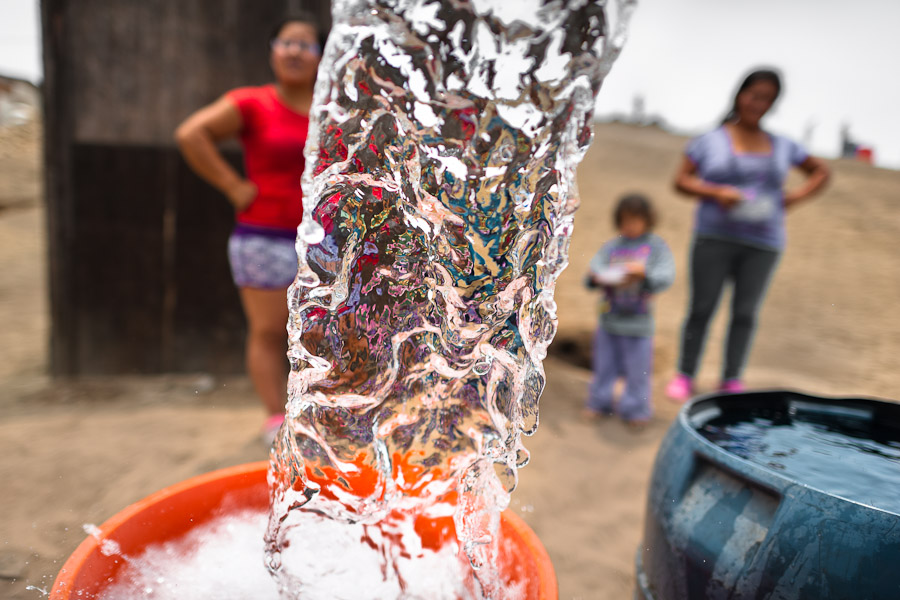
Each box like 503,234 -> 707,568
174,96 -> 257,210
672,156 -> 742,209
784,155 -> 830,209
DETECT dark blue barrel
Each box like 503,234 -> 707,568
635,390 -> 900,600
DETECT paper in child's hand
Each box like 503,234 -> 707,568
594,264 -> 628,286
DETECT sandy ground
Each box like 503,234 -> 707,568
1,117 -> 899,600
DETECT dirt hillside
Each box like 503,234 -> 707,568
1,117 -> 898,599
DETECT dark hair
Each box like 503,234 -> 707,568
269,11 -> 329,51
721,68 -> 782,125
614,193 -> 656,230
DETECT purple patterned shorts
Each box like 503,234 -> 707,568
227,225 -> 298,290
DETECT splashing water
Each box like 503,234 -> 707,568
267,0 -> 634,596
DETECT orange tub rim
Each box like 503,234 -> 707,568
51,461 -> 557,599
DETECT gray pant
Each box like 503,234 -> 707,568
588,327 -> 654,421
678,237 -> 780,381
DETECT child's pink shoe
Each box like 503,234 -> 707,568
719,379 -> 746,394
665,374 -> 693,403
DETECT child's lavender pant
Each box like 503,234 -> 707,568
587,326 -> 654,421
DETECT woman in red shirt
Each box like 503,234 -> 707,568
175,14 -> 323,441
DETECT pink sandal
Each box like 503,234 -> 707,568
665,374 -> 693,403
719,379 -> 746,394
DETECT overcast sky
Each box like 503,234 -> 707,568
598,0 -> 900,168
2,0 -> 899,168
0,1 -> 40,83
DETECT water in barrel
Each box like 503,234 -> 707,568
698,398 -> 900,515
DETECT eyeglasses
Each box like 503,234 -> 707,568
271,38 -> 321,56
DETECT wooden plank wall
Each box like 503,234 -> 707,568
42,0 -> 331,375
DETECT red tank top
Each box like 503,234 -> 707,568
225,84 -> 308,230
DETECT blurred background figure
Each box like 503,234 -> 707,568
584,193 -> 674,429
840,123 -> 875,164
666,68 -> 830,402
175,12 -> 324,442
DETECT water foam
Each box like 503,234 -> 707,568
98,509 -> 475,600
99,510 -> 278,600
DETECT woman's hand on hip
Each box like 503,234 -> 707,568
226,180 -> 258,212
783,155 -> 831,210
783,189 -> 803,210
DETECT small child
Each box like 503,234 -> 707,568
584,193 -> 675,428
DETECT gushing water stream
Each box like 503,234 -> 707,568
264,0 -> 634,597
58,2 -> 635,599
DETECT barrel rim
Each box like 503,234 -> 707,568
677,388 -> 900,518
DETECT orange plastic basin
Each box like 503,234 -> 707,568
51,462 -> 557,599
